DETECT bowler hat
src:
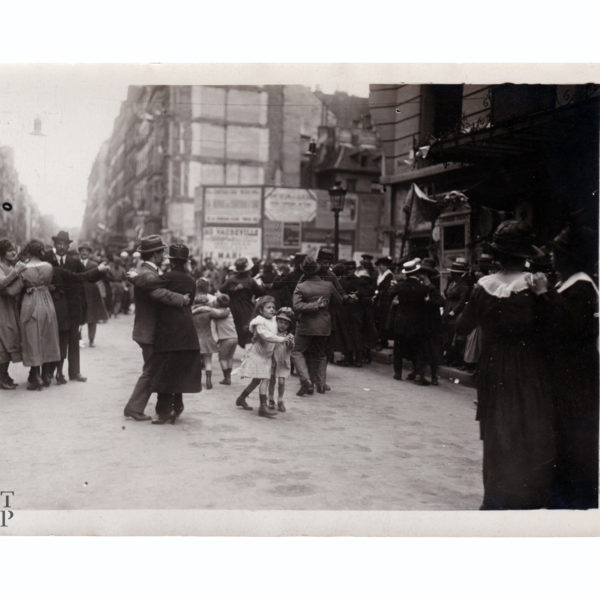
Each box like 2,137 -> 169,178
301,256 -> 319,275
401,258 -> 422,274
375,256 -> 392,267
488,220 -> 536,259
167,243 -> 190,260
344,260 -> 357,268
449,257 -> 469,273
78,241 -> 93,252
52,230 -> 73,245
361,254 -> 374,261
137,235 -> 167,254
234,256 -> 253,272
317,247 -> 334,262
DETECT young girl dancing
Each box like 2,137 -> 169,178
268,307 -> 295,412
235,295 -> 293,418
191,292 -> 218,389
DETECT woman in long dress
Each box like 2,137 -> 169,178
526,223 -> 599,509
457,220 -> 555,510
19,240 -> 61,391
0,239 -> 27,388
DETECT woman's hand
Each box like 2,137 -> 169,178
525,272 -> 548,295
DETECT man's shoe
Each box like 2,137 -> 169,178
414,375 -> 431,386
124,409 -> 152,421
41,375 -> 52,387
393,373 -> 402,381
151,414 -> 170,425
296,382 -> 314,397
431,376 -> 439,386
235,396 -> 253,410
0,379 -> 17,390
56,374 -> 67,385
407,372 -> 416,381
70,374 -> 87,382
277,401 -> 286,412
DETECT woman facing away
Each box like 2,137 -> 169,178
456,220 -> 555,510
147,244 -> 203,424
526,222 -> 599,509
0,239 -> 27,388
19,240 -> 62,391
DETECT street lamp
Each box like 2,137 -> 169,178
328,180 -> 346,261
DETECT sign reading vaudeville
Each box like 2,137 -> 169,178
202,226 -> 262,261
264,187 -> 317,223
204,187 -> 262,224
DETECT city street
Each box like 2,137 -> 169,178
2,314 -> 482,511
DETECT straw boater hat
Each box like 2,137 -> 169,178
401,258 -> 422,275
234,256 -> 253,272
52,231 -> 73,245
136,235 -> 167,254
449,257 -> 469,273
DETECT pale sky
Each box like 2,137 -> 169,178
0,65 -> 370,230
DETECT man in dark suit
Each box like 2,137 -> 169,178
45,230 -> 109,384
292,256 -> 342,395
123,235 -> 191,421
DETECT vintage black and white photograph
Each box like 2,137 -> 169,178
0,63 -> 598,536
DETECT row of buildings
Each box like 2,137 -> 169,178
0,146 -> 57,246
82,83 -> 599,276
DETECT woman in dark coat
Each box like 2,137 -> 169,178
148,244 -> 203,424
527,224 -> 599,509
220,256 -> 264,348
78,242 -> 109,347
456,220 -> 555,510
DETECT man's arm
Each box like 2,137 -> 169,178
292,284 -> 323,313
134,271 -> 189,306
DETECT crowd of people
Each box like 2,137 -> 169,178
1,218 -> 598,511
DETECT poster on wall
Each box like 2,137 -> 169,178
283,222 -> 301,248
204,186 -> 262,224
264,187 -> 317,222
202,226 -> 262,261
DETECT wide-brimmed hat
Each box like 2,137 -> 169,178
234,256 -> 253,272
449,257 -> 469,273
487,220 -> 536,259
276,307 -> 294,323
401,258 -> 422,274
547,223 -> 597,268
317,247 -> 335,262
78,241 -> 93,252
137,235 -> 167,254
301,255 -> 319,275
375,256 -> 393,267
52,230 -> 73,245
167,243 -> 190,261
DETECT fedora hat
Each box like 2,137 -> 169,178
547,223 -> 596,268
78,241 -> 93,252
488,220 -> 536,259
52,230 -> 73,245
137,235 -> 167,254
449,257 -> 469,273
167,243 -> 190,260
361,253 -> 374,261
420,257 -> 439,275
234,256 -> 253,272
316,247 -> 334,262
401,258 -> 422,274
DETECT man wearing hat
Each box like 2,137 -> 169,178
78,241 -> 109,347
360,254 -> 376,280
45,231 -> 110,385
388,258 -> 431,384
219,256 -> 264,348
123,235 -> 192,421
373,256 -> 395,350
442,257 -> 473,368
292,256 -> 342,395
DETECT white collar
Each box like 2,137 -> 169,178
478,272 -> 529,298
557,272 -> 599,296
143,261 -> 158,271
377,269 -> 392,285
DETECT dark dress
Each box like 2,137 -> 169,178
456,273 -> 555,510
538,275 -> 599,509
220,273 -> 263,348
148,269 -> 203,394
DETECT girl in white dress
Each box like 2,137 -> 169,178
235,296 -> 292,418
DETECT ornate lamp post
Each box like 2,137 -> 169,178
328,180 -> 347,261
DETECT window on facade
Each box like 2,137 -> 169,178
491,84 -> 556,124
422,85 -> 464,139
443,224 -> 466,251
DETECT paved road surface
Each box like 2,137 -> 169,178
2,314 -> 482,510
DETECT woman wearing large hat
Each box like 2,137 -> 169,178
526,223 -> 599,508
219,256 -> 264,348
456,220 -> 556,509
